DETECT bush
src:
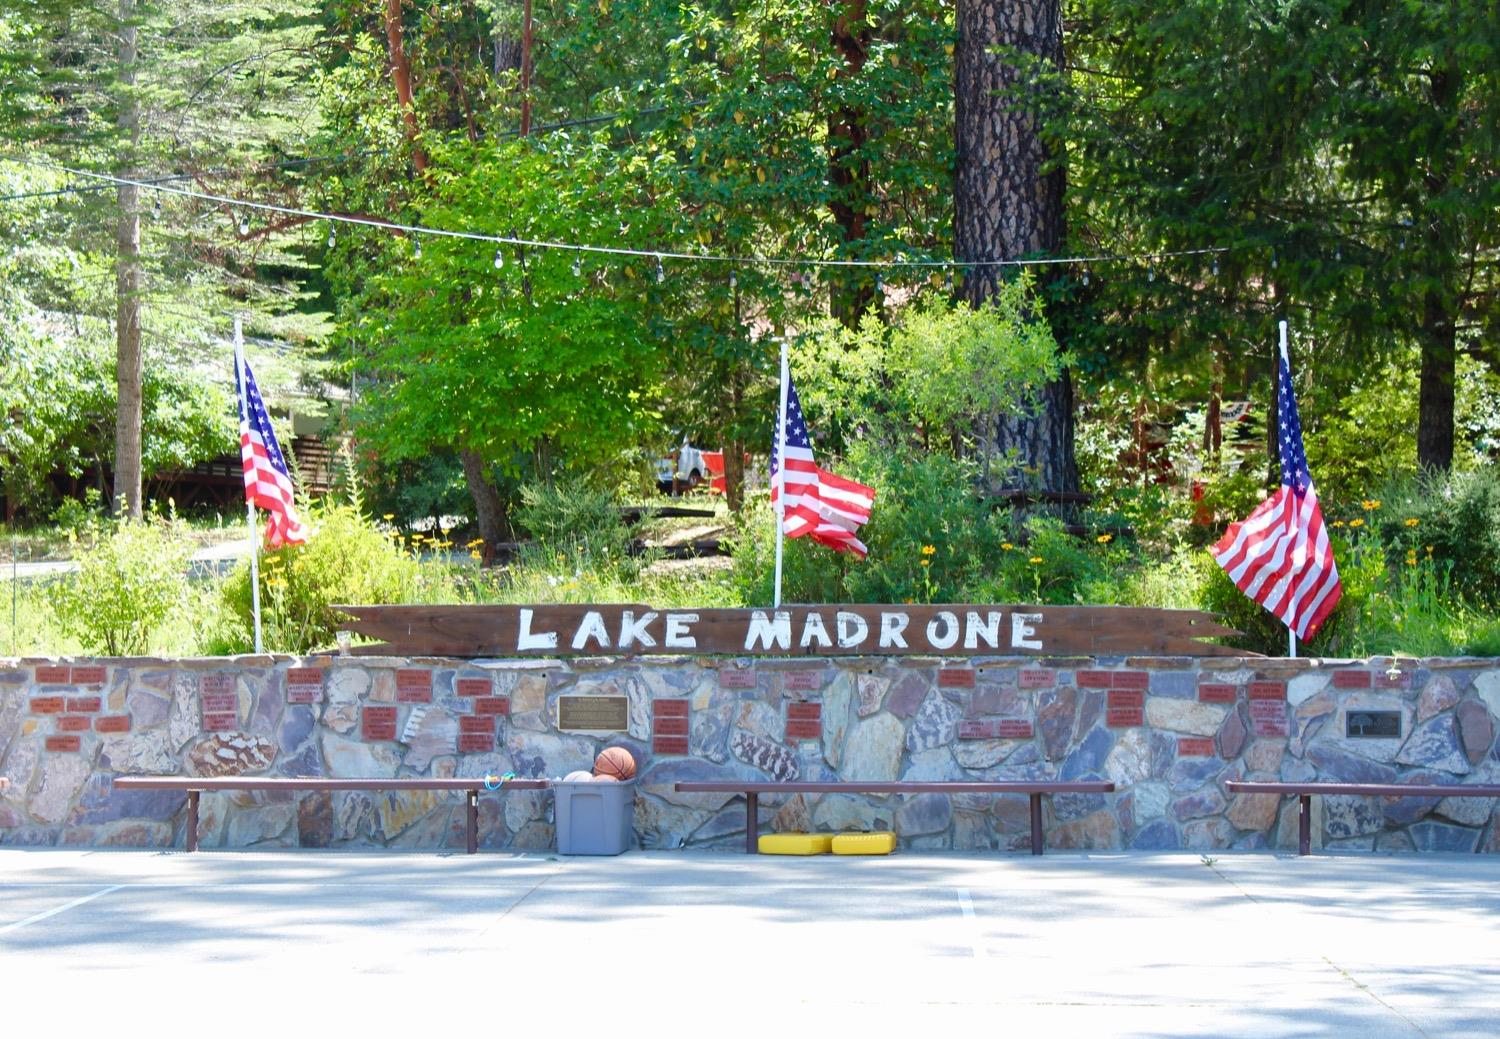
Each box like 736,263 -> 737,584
52,517 -> 192,655
219,499 -> 443,654
1371,467 -> 1500,607
514,481 -> 633,576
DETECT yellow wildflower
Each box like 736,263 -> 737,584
1425,545 -> 1434,553
1361,499 -> 1381,510
467,538 -> 483,548
1028,556 -> 1043,565
1001,542 -> 1014,551
1096,533 -> 1113,544
1348,518 -> 1364,528
1331,520 -> 1345,528
1404,517 -> 1420,527
920,559 -> 931,568
1405,556 -> 1417,566
920,544 -> 936,556
382,513 -> 395,520
469,550 -> 482,560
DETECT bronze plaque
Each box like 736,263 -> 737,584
70,666 -> 106,686
1346,710 -> 1401,739
95,716 -> 131,734
456,677 -> 492,697
557,695 -> 630,732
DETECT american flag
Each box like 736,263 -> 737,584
771,377 -> 875,558
236,353 -> 309,548
1211,330 -> 1341,640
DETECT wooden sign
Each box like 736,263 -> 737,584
557,695 -> 629,733
336,603 -> 1245,658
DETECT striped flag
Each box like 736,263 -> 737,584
235,353 -> 310,548
771,377 -> 875,558
1211,328 -> 1341,640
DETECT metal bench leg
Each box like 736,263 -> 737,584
1299,794 -> 1311,856
466,790 -> 478,854
1030,793 -> 1044,856
186,790 -> 200,853
745,792 -> 759,854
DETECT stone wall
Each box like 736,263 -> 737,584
2,654 -> 1498,853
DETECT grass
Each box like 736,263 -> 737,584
1,514 -> 245,563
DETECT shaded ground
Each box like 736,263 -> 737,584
1,849 -> 1495,1035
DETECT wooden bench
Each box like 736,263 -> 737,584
674,781 -> 1116,856
112,776 -> 549,854
1225,781 -> 1500,856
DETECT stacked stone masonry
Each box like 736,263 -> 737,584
2,654 -> 1499,854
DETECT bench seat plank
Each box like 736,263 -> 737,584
1225,781 -> 1500,856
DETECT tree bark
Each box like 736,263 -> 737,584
113,0 -> 142,519
953,0 -> 1076,493
828,0 -> 875,327
459,449 -> 509,565
1415,63 -> 1459,472
383,0 -> 427,172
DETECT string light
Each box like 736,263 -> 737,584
1147,264 -> 1155,283
238,212 -> 250,236
1212,257 -> 1219,277
326,225 -> 335,248
1082,267 -> 1090,287
572,253 -> 582,278
654,254 -> 665,283
413,237 -> 422,260
1335,244 -> 1342,262
494,248 -> 505,270
1270,248 -> 1278,270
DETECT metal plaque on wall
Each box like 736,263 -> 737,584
1346,710 -> 1401,739
557,695 -> 630,733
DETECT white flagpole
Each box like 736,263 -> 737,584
234,316 -> 263,654
1280,319 -> 1297,660
772,337 -> 790,609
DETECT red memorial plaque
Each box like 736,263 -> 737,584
286,668 -> 323,704
362,706 -> 398,741
200,675 -> 233,695
785,718 -> 822,740
786,702 -> 822,721
45,735 -> 81,752
1077,670 -> 1113,689
1018,669 -> 1055,689
458,733 -> 494,753
997,719 -> 1034,739
719,669 -> 756,690
1178,737 -> 1215,757
782,671 -> 823,692
66,696 -> 101,713
201,692 -> 237,714
653,716 -> 689,737
1332,670 -> 1372,689
1106,690 -> 1145,727
203,713 -> 238,731
653,699 -> 690,719
70,666 -> 106,686
29,697 -> 65,714
57,715 -> 90,733
1248,681 -> 1286,700
34,665 -> 70,685
957,719 -> 999,740
95,716 -> 131,734
1250,699 -> 1288,737
456,677 -> 492,697
459,715 -> 495,735
1113,671 -> 1150,691
473,696 -> 510,716
396,669 -> 433,703
1197,683 -> 1237,704
939,668 -> 976,689
653,735 -> 690,755
1374,671 -> 1409,689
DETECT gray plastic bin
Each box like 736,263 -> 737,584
554,779 -> 636,855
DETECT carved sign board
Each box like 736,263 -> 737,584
338,603 -> 1244,658
557,695 -> 630,733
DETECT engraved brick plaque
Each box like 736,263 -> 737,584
786,702 -> 822,721
1106,689 -> 1145,727
45,735 -> 81,752
57,715 -> 90,733
1177,737 -> 1215,757
200,675 -> 233,695
396,669 -> 433,703
653,734 -> 690,755
782,671 -> 823,692
362,706 -> 399,741
1248,681 -> 1286,700
1332,670 -> 1372,689
785,718 -> 822,740
34,665 -> 70,685
459,715 -> 495,735
458,733 -> 494,753
997,719 -> 1034,739
203,713 -> 238,731
1113,671 -> 1150,691
1249,699 -> 1288,737
1077,670 -> 1113,688
456,677 -> 492,697
653,699 -> 690,719
939,668 -> 976,688
652,716 -> 689,737
70,666 -> 106,686
201,692 -> 237,714
95,716 -> 131,734
1018,669 -> 1055,689
30,697 -> 64,714
286,668 -> 323,704
473,696 -> 510,716
1197,683 -> 1237,704
66,696 -> 101,713
718,669 -> 756,690
958,719 -> 1000,740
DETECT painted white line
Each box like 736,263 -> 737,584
954,887 -> 987,960
0,884 -> 126,936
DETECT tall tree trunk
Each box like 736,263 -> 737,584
113,0 -> 142,519
1416,63 -> 1459,472
383,0 -> 427,172
828,0 -> 874,327
953,0 -> 1076,494
459,449 -> 509,564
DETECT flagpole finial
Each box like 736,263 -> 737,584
1278,319 -> 1289,359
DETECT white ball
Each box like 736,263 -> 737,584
562,769 -> 594,783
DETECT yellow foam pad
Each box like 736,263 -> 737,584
831,832 -> 896,856
759,833 -> 834,855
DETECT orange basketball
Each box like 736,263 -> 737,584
593,746 -> 637,781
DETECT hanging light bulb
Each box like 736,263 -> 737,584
1270,248 -> 1278,270
1335,244 -> 1342,262
153,195 -> 162,215
413,237 -> 422,260
327,225 -> 336,248
572,253 -> 582,278
494,248 -> 505,270
875,271 -> 884,294
1212,256 -> 1219,277
1148,263 -> 1155,283
238,212 -> 250,236
728,269 -> 737,290
654,254 -> 665,283
1082,267 -> 1090,287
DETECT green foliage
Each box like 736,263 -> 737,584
218,500 -> 442,654
51,517 -> 192,655
1371,467 -> 1500,607
514,482 -> 633,575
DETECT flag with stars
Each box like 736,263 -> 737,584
235,354 -> 309,548
1211,330 -> 1341,640
771,377 -> 875,558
